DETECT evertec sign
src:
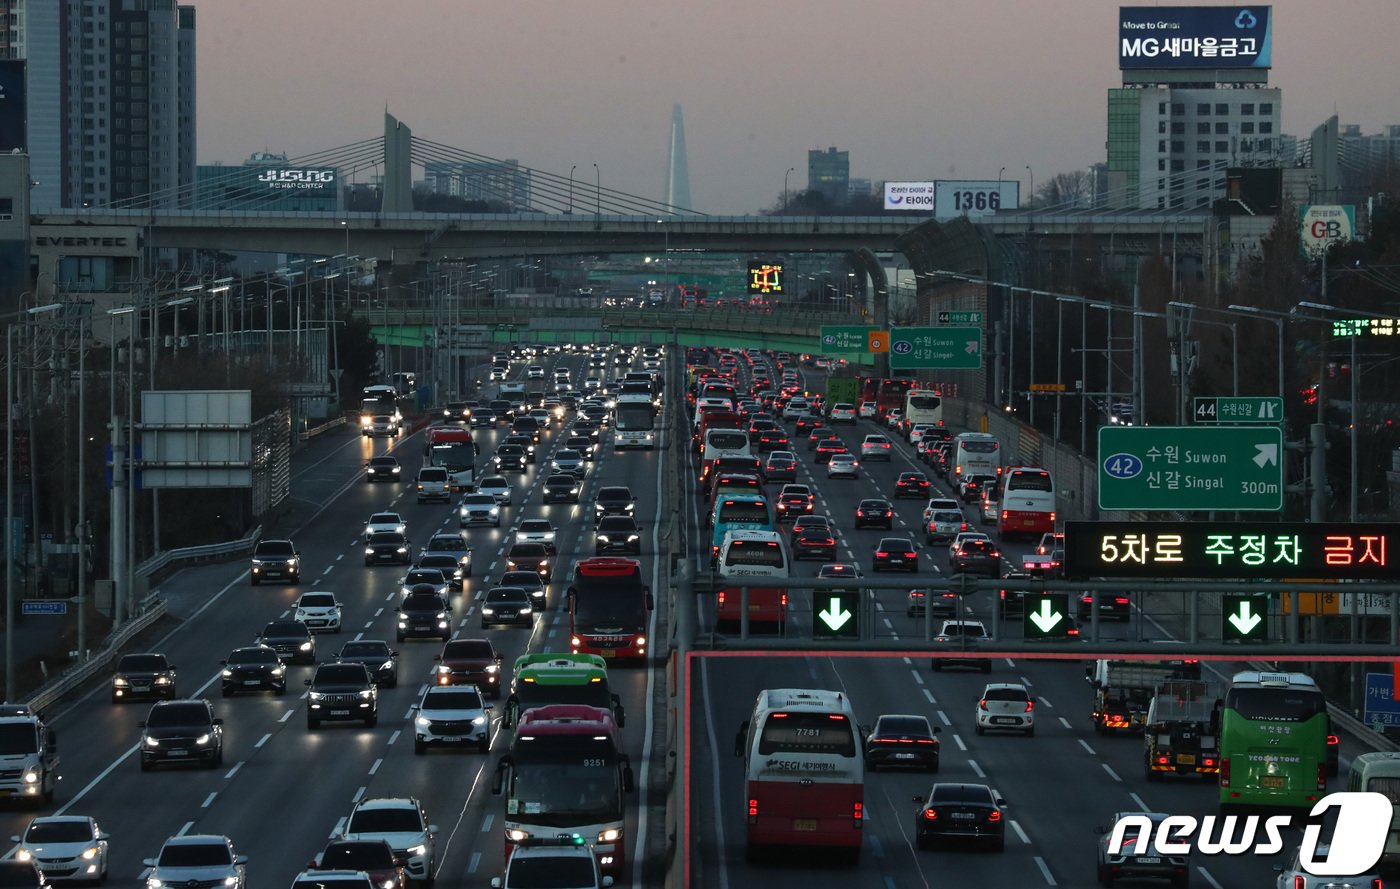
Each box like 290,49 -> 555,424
1119,6 -> 1273,70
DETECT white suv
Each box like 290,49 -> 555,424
860,435 -> 893,461
782,399 -> 811,420
411,684 -> 492,754
293,591 -> 344,633
490,839 -> 613,889
288,871 -> 374,889
340,798 -> 437,885
975,682 -> 1035,736
143,835 -> 247,889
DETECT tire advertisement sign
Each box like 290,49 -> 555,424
883,182 -> 935,212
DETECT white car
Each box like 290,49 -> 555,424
293,591 -> 344,633
288,871 -> 375,889
488,367 -> 508,382
923,497 -> 963,527
782,399 -> 811,420
490,839 -> 614,889
13,815 -> 110,883
925,509 -> 967,545
860,435 -> 893,461
828,403 -> 857,424
884,408 -> 904,429
143,835 -> 247,889
516,519 -> 557,549
458,493 -> 502,528
477,475 -> 513,506
858,401 -> 878,419
826,453 -> 859,479
1273,843 -> 1380,889
551,450 -> 587,479
412,684 -> 492,754
909,424 -> 937,446
975,682 -> 1035,736
364,512 -> 406,542
525,366 -> 546,380
948,531 -> 991,563
980,495 -> 1000,525
339,798 -> 437,884
931,619 -> 993,672
583,377 -> 602,392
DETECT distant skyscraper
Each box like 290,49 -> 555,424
808,147 -> 849,204
665,103 -> 692,210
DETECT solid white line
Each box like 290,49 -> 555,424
201,792 -> 217,808
699,662 -> 732,889
224,761 -> 243,779
1102,763 -> 1122,782
969,759 -> 986,778
1078,739 -> 1096,755
1011,820 -> 1031,844
1033,856 -> 1057,886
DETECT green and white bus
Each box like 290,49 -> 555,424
1219,671 -> 1330,809
502,653 -> 625,729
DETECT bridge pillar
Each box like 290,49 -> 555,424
382,112 -> 414,214
853,248 -> 889,377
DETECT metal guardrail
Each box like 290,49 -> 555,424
25,598 -> 168,713
135,525 -> 262,580
300,416 -> 347,441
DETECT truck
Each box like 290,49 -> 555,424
0,704 -> 60,808
1085,658 -> 1201,734
823,375 -> 861,415
1142,679 -> 1221,781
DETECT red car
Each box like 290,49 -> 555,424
815,439 -> 849,465
895,472 -> 932,499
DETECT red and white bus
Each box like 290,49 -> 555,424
716,529 -> 789,633
424,425 -> 477,491
997,467 -> 1057,538
566,558 -> 654,663
734,688 -> 863,862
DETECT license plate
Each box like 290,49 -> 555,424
166,749 -> 189,757
992,717 -> 1018,724
895,753 -> 917,760
330,709 -> 351,716
1136,856 -> 1161,864
1262,776 -> 1285,789
792,819 -> 818,832
243,680 -> 261,686
440,735 -> 461,742
599,649 -> 616,658
132,685 -> 151,692
1176,754 -> 1196,764
951,813 -> 975,821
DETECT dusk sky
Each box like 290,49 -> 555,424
198,1 -> 1400,215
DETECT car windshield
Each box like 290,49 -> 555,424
263,621 -> 307,637
462,495 -> 495,506
554,450 -> 581,462
428,537 -> 465,551
422,689 -> 484,711
300,594 -> 336,607
146,704 -> 209,728
256,542 -> 294,556
368,532 -> 404,544
315,665 -> 369,684
118,654 -> 167,671
984,687 -> 1029,702
370,457 -> 397,467
505,857 -> 597,888
341,643 -> 389,658
520,521 -> 553,532
348,808 -> 422,834
157,842 -> 232,868
859,501 -> 888,510
501,572 -> 543,588
875,717 -> 930,736
511,544 -> 548,557
405,570 -> 445,585
403,594 -> 445,610
934,512 -> 963,523
227,648 -> 278,665
444,640 -> 493,658
418,556 -> 457,571
932,785 -> 993,804
321,843 -> 393,868
368,514 -> 399,524
486,588 -> 528,604
598,488 -> 632,503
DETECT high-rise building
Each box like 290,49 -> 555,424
808,147 -> 849,204
422,159 -> 532,209
1,0 -> 196,210
665,103 -> 692,210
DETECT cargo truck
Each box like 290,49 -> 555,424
1143,679 -> 1221,780
1085,658 -> 1201,734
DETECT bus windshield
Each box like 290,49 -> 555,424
960,441 -> 999,454
572,572 -> 647,626
758,713 -> 856,757
616,405 -> 655,431
1005,471 -> 1053,492
724,542 -> 785,569
1224,688 -> 1326,721
707,431 -> 749,450
717,502 -> 770,525
431,444 -> 474,471
908,395 -> 941,410
505,762 -> 622,823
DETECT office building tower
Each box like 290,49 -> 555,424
808,147 -> 849,205
665,103 -> 691,210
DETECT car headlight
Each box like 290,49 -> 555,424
222,669 -> 233,678
144,736 -> 159,747
481,608 -> 495,616
299,641 -> 313,651
359,689 -> 374,699
251,559 -> 264,567
485,663 -> 500,673
598,828 -> 621,842
472,715 -> 487,726
15,849 -> 31,862
416,716 -> 431,727
223,878 -> 238,887
406,844 -> 427,857
114,677 -> 129,687
392,466 -> 401,473
379,661 -> 393,672
396,547 -> 408,554
628,535 -> 639,542
381,881 -> 396,889
272,665 -> 285,675
365,547 -> 375,555
195,733 -> 211,745
506,830 -> 529,842
520,606 -> 533,614
148,879 -> 164,889
154,675 -> 171,685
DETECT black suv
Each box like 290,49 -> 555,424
594,486 -> 636,523
220,646 -> 287,696
541,474 -> 581,504
504,542 -> 553,581
493,444 -> 528,474
305,662 -> 379,729
256,619 -> 317,665
138,699 -> 224,770
397,587 -> 452,642
364,531 -> 413,566
111,652 -> 178,703
250,539 -> 300,585
336,640 -> 400,688
594,516 -> 642,555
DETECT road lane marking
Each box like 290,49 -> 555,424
224,761 -> 243,779
1196,866 -> 1224,889
330,817 -> 345,839
1059,717 -> 1073,730
255,733 -> 271,748
1078,739 -> 1096,755
923,688 -> 936,705
176,821 -> 194,837
352,785 -> 366,803
952,734 -> 967,751
369,757 -> 382,775
388,730 -> 401,745
910,670 -> 924,685
969,759 -> 986,778
468,852 -> 481,874
1129,792 -> 1151,812
1102,763 -> 1123,782
279,709 -> 294,723
936,709 -> 951,726
1033,856 -> 1057,885
1011,820 -> 1031,844
201,792 -> 217,808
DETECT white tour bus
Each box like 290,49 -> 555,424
952,431 -> 1002,487
716,529 -> 789,632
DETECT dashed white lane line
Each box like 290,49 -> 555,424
1078,739 -> 1096,755
952,734 -> 967,752
1011,820 -> 1031,844
224,761 -> 243,779
1059,717 -> 1073,730
969,759 -> 986,778
369,757 -> 383,775
1102,763 -> 1122,782
201,792 -> 217,808
1033,856 -> 1057,886
255,733 -> 271,748
352,785 -> 366,803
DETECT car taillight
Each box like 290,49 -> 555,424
1157,755 -> 1169,765
1317,765 -> 1327,791
1327,734 -> 1339,746
987,809 -> 1002,822
991,551 -> 1001,558
911,591 -> 925,599
904,552 -> 917,559
978,699 -> 988,710
961,523 -> 969,531
853,801 -> 863,827
1370,880 -> 1383,889
923,808 -> 938,821
1293,877 -> 1306,889
780,594 -> 788,607
1025,701 -> 1034,712
876,551 -> 889,558
748,798 -> 759,822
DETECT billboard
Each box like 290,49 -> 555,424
747,261 -> 784,295
1119,6 -> 1272,70
934,180 -> 1019,219
0,60 -> 25,152
883,181 -> 935,212
255,168 -> 337,190
1298,205 -> 1355,258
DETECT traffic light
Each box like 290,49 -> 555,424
813,590 -> 860,641
1022,592 -> 1072,639
1221,593 -> 1270,642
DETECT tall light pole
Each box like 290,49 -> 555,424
1167,301 -> 1238,395
783,167 -> 795,214
568,165 -> 577,215
1025,165 -> 1034,207
592,163 -> 600,227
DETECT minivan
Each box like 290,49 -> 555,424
416,467 -> 451,503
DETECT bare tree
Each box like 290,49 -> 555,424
1032,170 -> 1095,210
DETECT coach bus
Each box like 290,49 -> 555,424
614,392 -> 658,450
1219,671 -> 1332,810
502,653 -> 625,730
734,688 -> 863,862
996,467 -> 1056,538
715,529 -> 789,634
566,557 -> 654,663
901,389 -> 945,431
424,425 -> 477,491
952,431 -> 1002,487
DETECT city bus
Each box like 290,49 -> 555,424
858,377 -> 919,421
492,704 -> 635,878
901,389 -> 945,432
423,425 -> 477,491
715,529 -> 789,634
566,557 -> 654,663
1219,671 -> 1331,810
996,467 -> 1056,538
952,431 -> 1002,487
614,391 -> 658,450
734,688 -> 863,862
710,494 -> 775,565
502,653 -> 625,730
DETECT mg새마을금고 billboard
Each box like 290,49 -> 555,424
1119,6 -> 1272,70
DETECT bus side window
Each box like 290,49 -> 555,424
734,720 -> 749,757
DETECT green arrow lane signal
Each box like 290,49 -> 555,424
1021,592 -> 1071,638
814,591 -> 860,640
1221,593 -> 1271,641
1028,598 -> 1063,633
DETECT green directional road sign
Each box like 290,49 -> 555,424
888,326 -> 982,370
1193,397 -> 1284,424
813,590 -> 860,640
1022,592 -> 1072,639
819,326 -> 877,355
1221,593 -> 1271,642
1098,426 -> 1284,512
936,310 -> 984,325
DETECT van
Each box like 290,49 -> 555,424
1347,751 -> 1400,867
416,467 -> 451,503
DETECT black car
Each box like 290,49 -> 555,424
502,433 -> 538,464
565,435 -> 597,460
793,525 -> 838,561
335,639 -> 399,688
250,538 -> 300,585
138,699 -> 224,770
572,418 -> 602,442
913,783 -> 1007,851
492,444 -> 528,474
512,416 -> 544,442
399,568 -> 450,599
364,531 -> 413,566
480,587 -> 534,629
220,646 -> 287,696
541,473 -> 581,504
441,401 -> 469,423
256,620 -> 316,665
865,714 -> 941,772
873,538 -> 921,573
397,587 -> 452,642
470,408 -> 496,428
998,572 -> 1031,617
854,499 -> 895,529
111,652 -> 178,703
499,570 -> 548,609
594,486 -> 636,523
416,553 -> 465,591
952,539 -> 1002,577
487,399 -> 513,422
0,861 -> 47,889
422,532 -> 473,577
365,455 -> 403,483
594,516 -> 642,555
1078,591 -> 1133,622
959,473 -> 998,504
505,543 -> 553,581
305,662 -> 378,729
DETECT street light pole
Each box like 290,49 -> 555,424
783,167 -> 795,214
592,163 -> 600,227
1025,165 -> 1034,207
567,165 -> 577,214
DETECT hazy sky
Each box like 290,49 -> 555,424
197,0 -> 1400,215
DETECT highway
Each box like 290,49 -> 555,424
0,348 -> 667,886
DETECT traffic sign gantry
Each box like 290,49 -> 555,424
888,326 -> 982,370
936,310 -> 984,325
1097,426 -> 1284,511
1193,397 -> 1284,424
1220,593 -> 1270,642
813,590 -> 860,640
1022,592 -> 1071,639
819,326 -> 878,355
